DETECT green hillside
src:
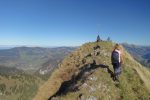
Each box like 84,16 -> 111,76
0,72 -> 43,100
34,41 -> 150,100
0,47 -> 75,71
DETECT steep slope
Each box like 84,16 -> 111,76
34,41 -> 150,100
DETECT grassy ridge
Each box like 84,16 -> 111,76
34,41 -> 150,100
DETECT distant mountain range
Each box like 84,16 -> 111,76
122,43 -> 150,67
0,46 -> 76,74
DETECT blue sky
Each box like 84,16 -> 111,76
0,0 -> 150,46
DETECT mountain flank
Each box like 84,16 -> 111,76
34,41 -> 150,100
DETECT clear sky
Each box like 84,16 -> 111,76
0,0 -> 150,46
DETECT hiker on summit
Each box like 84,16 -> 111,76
111,44 -> 124,81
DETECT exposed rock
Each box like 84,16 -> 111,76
81,83 -> 88,88
88,76 -> 97,81
103,68 -> 108,72
50,97 -> 59,100
78,93 -> 85,100
86,95 -> 97,100
89,86 -> 96,93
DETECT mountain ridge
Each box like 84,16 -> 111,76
34,41 -> 150,100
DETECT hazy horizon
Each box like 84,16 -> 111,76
0,45 -> 78,50
0,42 -> 150,49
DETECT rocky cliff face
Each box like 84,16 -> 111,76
34,41 -> 150,100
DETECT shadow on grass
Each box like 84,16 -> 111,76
49,61 -> 114,100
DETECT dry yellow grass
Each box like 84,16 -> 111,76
125,51 -> 150,92
34,42 -> 150,100
34,57 -> 79,100
133,63 -> 150,91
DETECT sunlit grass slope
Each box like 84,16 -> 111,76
34,41 -> 150,100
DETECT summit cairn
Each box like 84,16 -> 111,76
96,35 -> 102,42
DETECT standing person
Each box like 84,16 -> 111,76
111,44 -> 123,81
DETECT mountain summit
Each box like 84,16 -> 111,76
34,41 -> 150,100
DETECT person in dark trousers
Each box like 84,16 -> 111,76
111,44 -> 124,82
